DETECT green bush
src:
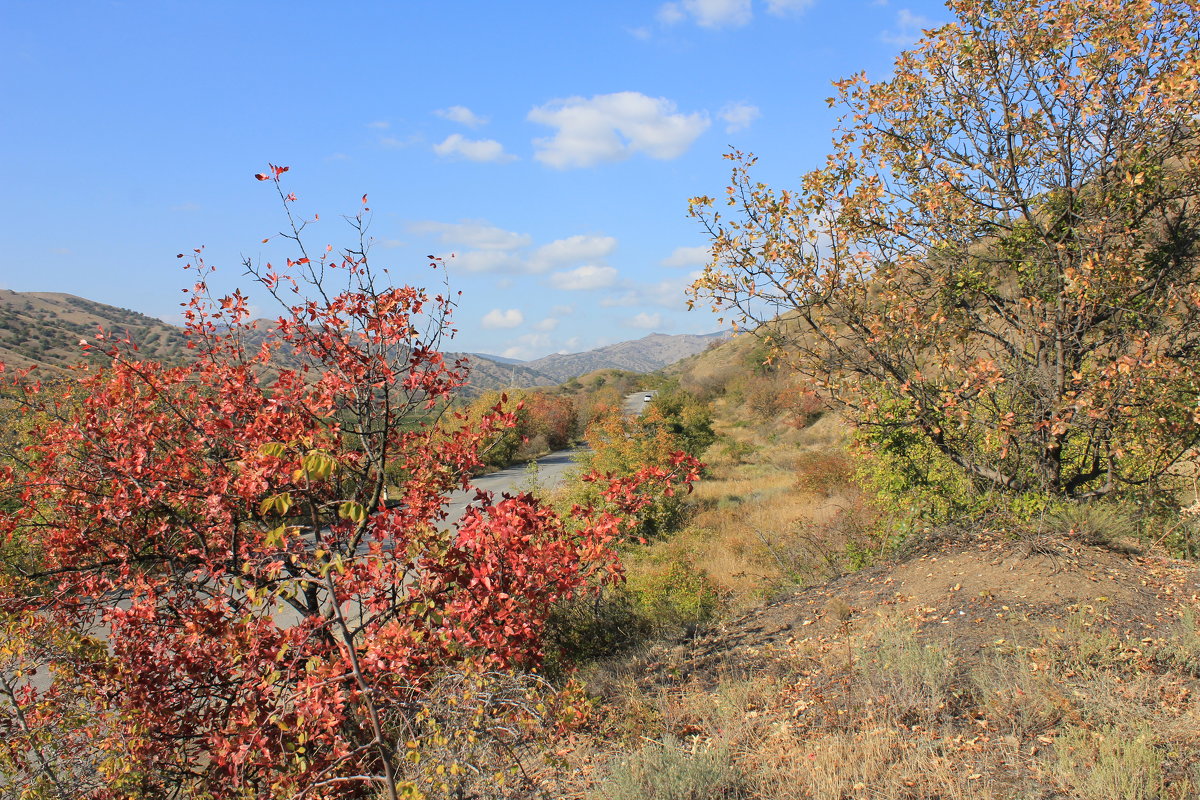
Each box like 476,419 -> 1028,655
544,587 -> 652,671
1046,501 -> 1142,548
1054,725 -> 1165,800
596,736 -> 745,800
545,561 -> 721,669
626,561 -> 723,638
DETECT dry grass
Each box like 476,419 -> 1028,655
634,411 -> 863,614
570,598 -> 1200,799
554,349 -> 1200,799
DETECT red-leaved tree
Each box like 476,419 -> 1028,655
0,167 -> 700,799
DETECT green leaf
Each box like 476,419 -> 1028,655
264,525 -> 287,548
259,493 -> 293,517
301,451 -> 335,481
259,442 -> 288,458
338,501 -> 366,523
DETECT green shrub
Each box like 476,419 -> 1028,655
1046,501 -> 1141,548
856,620 -> 957,724
545,561 -> 721,669
544,587 -> 652,671
626,561 -> 723,638
1053,725 -> 1165,800
596,736 -> 745,800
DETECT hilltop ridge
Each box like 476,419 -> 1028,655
0,290 -> 726,393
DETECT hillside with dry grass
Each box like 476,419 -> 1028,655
0,290 -> 188,369
534,330 -> 1200,800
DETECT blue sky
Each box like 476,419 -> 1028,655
1,0 -> 946,360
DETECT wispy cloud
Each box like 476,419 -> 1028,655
881,8 -> 936,46
529,91 -> 709,169
379,133 -> 422,149
549,265 -> 619,290
409,223 -> 623,278
719,101 -> 761,133
764,0 -> 815,17
601,272 -> 700,309
657,0 -> 752,28
481,308 -> 525,329
434,105 -> 488,127
661,245 -> 710,268
528,235 -> 617,272
433,133 -> 517,163
501,331 -> 555,360
408,221 -> 532,251
627,312 -> 664,330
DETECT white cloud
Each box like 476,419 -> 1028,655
502,332 -> 554,360
482,308 -> 525,329
433,133 -> 516,163
375,238 -> 405,249
380,134 -> 420,149
658,0 -> 751,28
529,91 -> 709,169
408,221 -> 531,251
656,3 -> 687,24
551,304 -> 574,316
601,272 -> 701,309
533,317 -> 559,332
367,120 -> 390,130
448,251 -> 523,273
434,105 -> 488,127
881,9 -> 936,46
549,265 -> 619,290
661,245 -> 710,268
628,312 -> 663,330
719,102 -> 761,133
765,0 -> 815,16
528,234 -> 617,271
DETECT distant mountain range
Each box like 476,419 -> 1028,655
463,331 -> 732,386
0,290 -> 729,391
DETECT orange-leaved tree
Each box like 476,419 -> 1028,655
691,0 -> 1200,500
0,167 -> 700,799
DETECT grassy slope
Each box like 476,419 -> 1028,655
0,290 -> 188,370
551,331 -> 1200,800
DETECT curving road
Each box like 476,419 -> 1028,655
443,447 -> 589,521
622,389 -> 656,417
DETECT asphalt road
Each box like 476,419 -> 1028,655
622,389 -> 657,417
443,446 -> 588,521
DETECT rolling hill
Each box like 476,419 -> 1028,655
0,290 -> 188,370
0,290 -> 728,393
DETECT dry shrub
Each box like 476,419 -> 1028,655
754,493 -> 877,585
1046,501 -> 1142,550
970,653 -> 1070,738
392,669 -> 586,800
792,449 -> 854,497
594,736 -> 746,800
745,727 -> 1011,800
853,617 -> 958,727
1051,725 -> 1166,800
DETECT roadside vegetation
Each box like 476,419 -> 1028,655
4,1 -> 1200,797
